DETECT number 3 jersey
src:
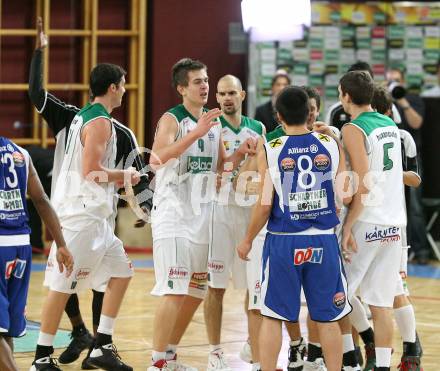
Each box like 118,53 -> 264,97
345,112 -> 405,226
0,137 -> 30,241
264,131 -> 340,233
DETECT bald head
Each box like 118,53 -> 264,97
216,75 -> 245,117
217,74 -> 243,91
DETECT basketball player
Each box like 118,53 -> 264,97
237,86 -> 329,371
31,63 -> 140,371
148,59 -> 256,371
237,86 -> 352,371
204,74 -> 264,371
339,71 -> 406,371
0,137 -> 73,371
29,18 -> 152,370
345,86 -> 423,371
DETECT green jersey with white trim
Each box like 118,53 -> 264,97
345,111 -> 405,226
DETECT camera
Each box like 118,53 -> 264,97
388,81 -> 406,100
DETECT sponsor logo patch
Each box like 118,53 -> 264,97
5,259 -> 26,279
168,266 -> 189,279
313,154 -> 330,171
254,280 -> 261,294
75,268 -> 91,280
318,133 -> 330,142
288,147 -> 309,155
208,260 -> 225,273
289,189 -> 328,212
189,272 -> 208,290
187,156 -> 213,173
333,292 -> 346,308
269,138 -> 283,148
365,226 -> 400,244
310,144 -> 318,153
293,247 -> 323,265
12,151 -> 25,167
281,157 -> 296,172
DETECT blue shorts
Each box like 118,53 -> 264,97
260,233 -> 351,322
0,245 -> 31,337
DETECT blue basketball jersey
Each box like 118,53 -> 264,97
264,132 -> 340,233
0,137 -> 30,236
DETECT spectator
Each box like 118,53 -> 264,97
254,70 -> 291,132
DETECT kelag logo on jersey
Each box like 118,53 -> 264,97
365,226 -> 400,244
293,247 -> 323,265
187,156 -> 213,173
5,259 -> 27,279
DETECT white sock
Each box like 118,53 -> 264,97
349,296 -> 371,333
210,344 -> 222,353
375,347 -> 392,367
97,314 -> 115,336
289,338 -> 301,346
252,362 -> 261,371
166,344 -> 177,360
343,334 -> 355,353
152,351 -> 167,362
394,305 -> 416,343
37,332 -> 55,347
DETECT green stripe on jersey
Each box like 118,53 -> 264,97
265,125 -> 285,142
220,115 -> 263,135
78,103 -> 111,123
350,111 -> 397,136
167,104 -> 208,123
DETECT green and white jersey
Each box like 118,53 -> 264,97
52,103 -> 116,231
218,115 -> 264,206
151,104 -> 221,244
345,111 -> 405,226
221,116 -> 264,156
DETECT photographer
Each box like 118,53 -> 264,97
386,67 -> 429,264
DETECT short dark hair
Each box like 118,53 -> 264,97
271,72 -> 291,87
275,86 -> 310,126
171,58 -> 207,90
90,63 -> 126,99
339,71 -> 374,106
372,85 -> 393,115
302,86 -> 321,110
348,61 -> 374,79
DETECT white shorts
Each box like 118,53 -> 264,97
44,220 -> 133,294
208,204 -> 250,289
344,222 -> 402,307
151,237 -> 208,299
247,234 -> 264,310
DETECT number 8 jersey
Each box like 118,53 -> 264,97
264,131 -> 340,233
345,111 -> 405,226
0,137 -> 30,238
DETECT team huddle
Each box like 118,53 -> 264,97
0,19 -> 423,371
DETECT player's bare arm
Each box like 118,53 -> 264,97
237,140 -> 273,261
341,124 -> 371,256
82,117 -> 140,186
335,141 -> 352,206
35,17 -> 47,50
27,159 -> 73,276
150,108 -> 222,167
233,136 -> 263,195
403,171 -> 421,188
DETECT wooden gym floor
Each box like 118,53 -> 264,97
15,255 -> 440,370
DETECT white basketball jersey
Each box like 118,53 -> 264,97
345,111 -> 405,226
151,104 -> 221,244
52,103 -> 116,230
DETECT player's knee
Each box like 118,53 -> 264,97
207,287 -> 226,300
393,293 -> 410,308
